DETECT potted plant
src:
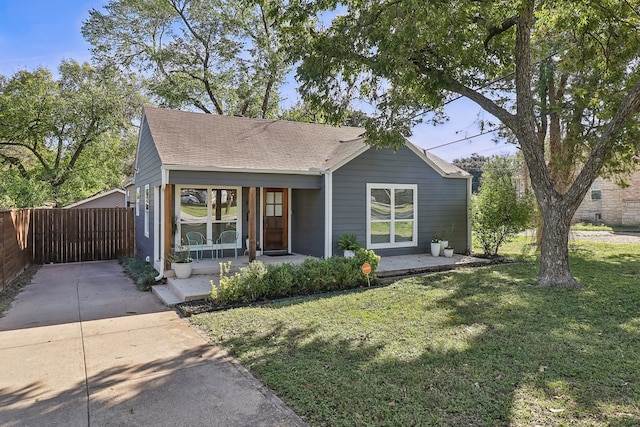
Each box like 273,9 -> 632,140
338,233 -> 361,258
437,224 -> 454,255
245,238 -> 262,256
167,248 -> 193,279
430,238 -> 441,257
444,246 -> 454,258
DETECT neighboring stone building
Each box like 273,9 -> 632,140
574,170 -> 640,226
514,169 -> 640,226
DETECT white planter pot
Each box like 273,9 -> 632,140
430,242 -> 441,257
246,239 -> 261,256
172,262 -> 193,279
343,249 -> 355,258
444,248 -> 454,258
439,240 -> 449,256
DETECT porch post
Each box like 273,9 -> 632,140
163,184 -> 174,270
248,187 -> 256,262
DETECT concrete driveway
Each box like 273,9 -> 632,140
0,260 -> 306,427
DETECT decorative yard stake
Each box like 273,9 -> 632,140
361,262 -> 372,287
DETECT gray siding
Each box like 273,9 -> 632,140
133,116 -> 163,261
291,188 -> 325,257
332,146 -> 469,257
170,171 -> 321,189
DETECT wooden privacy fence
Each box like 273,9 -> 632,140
31,208 -> 135,264
0,210 -> 32,292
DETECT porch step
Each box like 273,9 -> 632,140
152,284 -> 182,307
167,275 -> 213,301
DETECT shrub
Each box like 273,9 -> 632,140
119,257 -> 159,291
472,156 -> 535,256
212,260 -> 268,303
210,249 -> 382,305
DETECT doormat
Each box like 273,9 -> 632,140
263,251 -> 292,256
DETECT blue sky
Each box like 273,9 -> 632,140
0,0 -> 518,162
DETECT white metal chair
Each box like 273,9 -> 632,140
185,231 -> 214,261
216,230 -> 239,259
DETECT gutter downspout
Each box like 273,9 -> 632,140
154,169 -> 169,281
322,169 -> 332,258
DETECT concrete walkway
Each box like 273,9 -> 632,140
0,260 -> 306,427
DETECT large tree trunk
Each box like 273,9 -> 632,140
536,196 -> 582,288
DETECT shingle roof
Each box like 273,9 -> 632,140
142,106 -> 469,177
422,150 -> 470,177
143,107 -> 366,172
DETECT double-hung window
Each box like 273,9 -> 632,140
367,184 -> 417,249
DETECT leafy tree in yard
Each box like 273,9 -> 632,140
279,100 -> 369,126
453,153 -> 492,193
472,156 -> 535,256
288,0 -> 640,287
0,61 -> 141,208
82,0 -> 288,119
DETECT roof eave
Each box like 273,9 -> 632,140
161,164 -> 327,175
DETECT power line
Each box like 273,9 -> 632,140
425,125 -> 507,150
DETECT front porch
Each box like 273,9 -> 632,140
152,252 -> 491,307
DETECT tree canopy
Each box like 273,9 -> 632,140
452,153 -> 492,193
290,0 -> 640,287
82,0 -> 288,118
0,61 -> 141,208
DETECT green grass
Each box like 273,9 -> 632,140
571,222 -> 640,232
192,240 -> 640,426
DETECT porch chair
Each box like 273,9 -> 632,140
216,230 -> 239,259
185,231 -> 214,261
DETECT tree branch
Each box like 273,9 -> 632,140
0,152 -> 30,178
484,15 -> 519,51
568,77 -> 640,204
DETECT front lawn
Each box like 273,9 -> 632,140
192,239 -> 640,426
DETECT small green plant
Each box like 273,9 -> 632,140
431,237 -> 440,243
338,233 -> 361,251
167,248 -> 193,263
119,257 -> 159,291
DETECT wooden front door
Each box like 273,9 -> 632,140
263,188 -> 288,252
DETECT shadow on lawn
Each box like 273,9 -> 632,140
209,252 -> 640,426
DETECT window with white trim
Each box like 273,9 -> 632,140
176,186 -> 241,246
144,185 -> 150,237
367,184 -> 417,249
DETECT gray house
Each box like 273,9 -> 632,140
133,107 -> 471,277
64,188 -> 126,209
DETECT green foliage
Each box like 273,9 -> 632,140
166,248 -> 193,264
337,233 -> 361,251
193,240 -> 640,426
119,257 -> 159,291
452,154 -> 492,193
472,156 -> 535,256
289,0 -> 640,286
210,249 -> 381,305
83,0 -> 288,119
0,61 -> 141,208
